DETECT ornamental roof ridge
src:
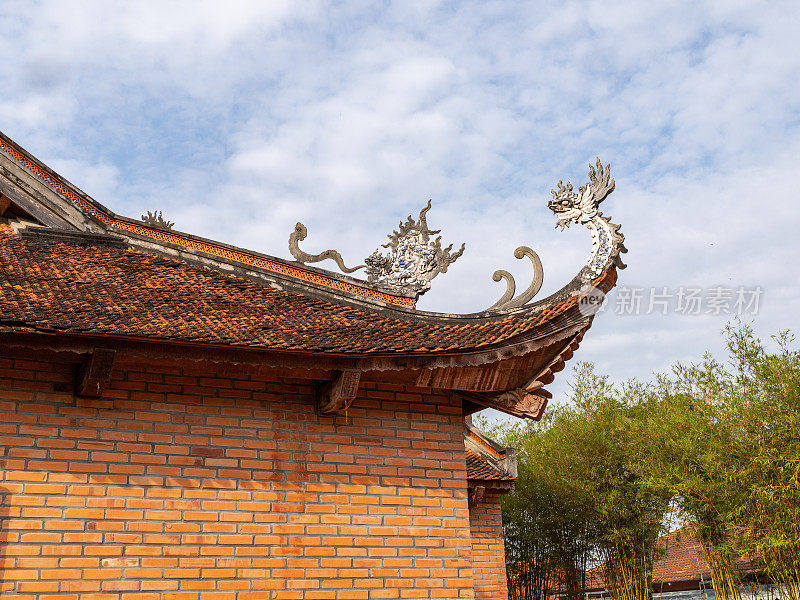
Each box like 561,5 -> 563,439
0,130 -> 626,323
0,131 -> 417,308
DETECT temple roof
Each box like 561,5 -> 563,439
0,130 -> 626,419
464,422 -> 516,486
0,224 -> 607,353
583,526 -> 760,591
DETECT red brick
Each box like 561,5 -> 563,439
0,356 -> 492,600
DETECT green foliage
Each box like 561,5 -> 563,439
494,364 -> 671,600
494,411 -> 594,600
651,324 -> 800,600
493,323 -> 800,600
684,325 -> 800,600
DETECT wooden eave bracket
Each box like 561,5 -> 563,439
467,480 -> 515,496
458,388 -> 550,420
468,485 -> 485,505
317,369 -> 361,414
77,348 -> 116,397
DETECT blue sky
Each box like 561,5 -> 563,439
2,0 -> 799,420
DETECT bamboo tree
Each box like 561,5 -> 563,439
641,372 -> 744,600
722,326 -> 800,600
653,323 -> 800,600
491,414 -> 594,600
492,364 -> 670,600
492,323 -> 799,600
558,365 -> 670,600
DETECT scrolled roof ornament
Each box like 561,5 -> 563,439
288,200 -> 464,298
487,247 -> 544,311
486,159 -> 626,312
289,223 -> 365,274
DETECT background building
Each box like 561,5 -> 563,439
584,528 -> 779,600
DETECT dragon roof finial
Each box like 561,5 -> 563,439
486,158 -> 626,312
366,200 -> 464,297
141,210 -> 175,231
548,158 -> 615,230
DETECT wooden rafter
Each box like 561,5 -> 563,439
455,328 -> 588,419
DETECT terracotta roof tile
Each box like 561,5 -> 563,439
0,225 -> 584,354
584,527 -> 760,590
465,447 -> 515,481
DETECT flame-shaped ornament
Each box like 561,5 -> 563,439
289,200 -> 464,298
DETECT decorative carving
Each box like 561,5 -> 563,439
548,158 -> 626,275
141,210 -> 174,230
468,485 -> 486,504
548,158 -> 615,229
485,159 -> 626,311
318,369 -> 361,414
288,200 -> 464,298
289,222 -> 365,274
488,246 -> 544,311
490,386 -> 550,418
77,348 -> 116,397
365,200 -> 464,296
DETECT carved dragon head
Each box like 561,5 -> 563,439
488,158 -> 624,312
548,158 -> 615,230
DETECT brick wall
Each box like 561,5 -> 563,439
469,495 -> 509,600
0,352 -> 475,600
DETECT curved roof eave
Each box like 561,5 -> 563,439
0,131 -> 628,420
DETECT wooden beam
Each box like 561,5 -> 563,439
0,175 -> 73,229
77,348 -> 116,397
0,194 -> 10,217
318,369 -> 361,414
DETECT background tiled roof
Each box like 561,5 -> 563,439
0,224 -> 576,353
465,447 -> 515,481
585,527 -> 761,590
652,527 -> 711,583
